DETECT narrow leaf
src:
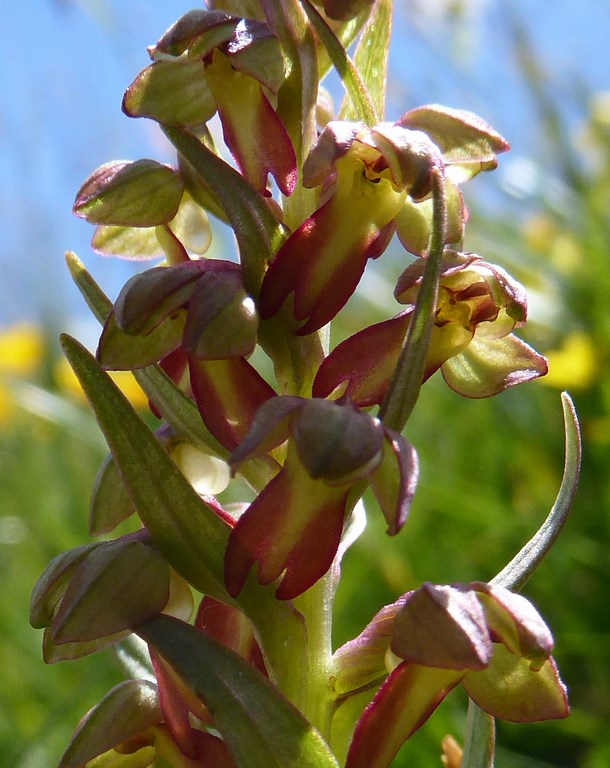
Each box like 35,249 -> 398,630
138,615 -> 340,768
300,0 -> 378,126
379,168 -> 446,431
340,0 -> 392,121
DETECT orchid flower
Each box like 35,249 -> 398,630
259,106 -> 508,335
332,582 -> 568,768
313,250 -> 548,404
225,395 -> 418,599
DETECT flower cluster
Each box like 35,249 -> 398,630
31,3 -> 579,768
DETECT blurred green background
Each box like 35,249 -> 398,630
2,2 -> 609,767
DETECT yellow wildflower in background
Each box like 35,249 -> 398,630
54,357 -> 149,410
0,324 -> 45,423
542,331 -> 596,390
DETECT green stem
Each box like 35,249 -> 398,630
379,167 -> 447,432
461,701 -> 496,768
292,571 -> 336,739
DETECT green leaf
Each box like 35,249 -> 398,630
60,334 -> 232,602
57,680 -> 161,768
137,615 -> 340,768
29,543 -> 103,628
300,0 -> 378,126
161,124 -> 285,295
123,59 -> 216,126
340,0 -> 392,121
97,309 -> 185,371
74,160 -> 184,227
379,169 -> 446,431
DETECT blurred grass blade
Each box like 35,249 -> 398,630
492,392 -> 582,591
138,615 -> 340,768
300,0 -> 378,126
340,0 -> 392,121
60,333 -> 232,602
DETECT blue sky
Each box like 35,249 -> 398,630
1,1 -> 608,334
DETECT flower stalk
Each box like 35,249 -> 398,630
31,3 -> 581,768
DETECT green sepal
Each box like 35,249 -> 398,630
51,539 -> 170,644
399,105 -> 510,181
43,625 -> 129,664
91,225 -> 162,260
74,160 -> 184,227
151,9 -> 238,58
123,59 -> 216,126
57,680 -> 161,768
97,308 -> 186,371
184,272 -> 259,360
209,19 -> 286,94
29,543 -> 103,628
91,193 -> 212,260
137,615 -> 340,768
